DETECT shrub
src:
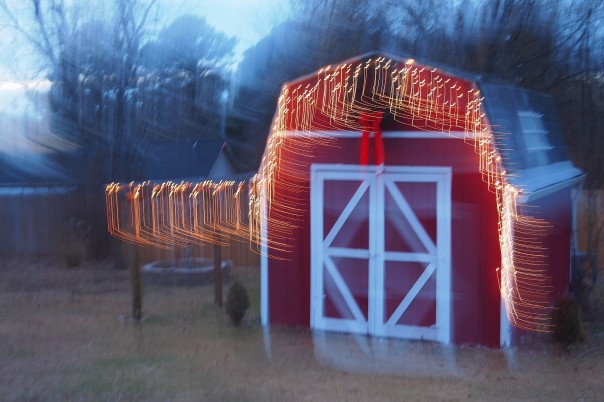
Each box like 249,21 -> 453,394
64,243 -> 85,268
552,296 -> 585,345
225,280 -> 250,326
63,217 -> 90,268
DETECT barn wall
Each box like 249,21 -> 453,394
267,134 -> 501,345
267,165 -> 312,326
504,187 -> 573,342
450,163 -> 501,346
528,188 -> 572,301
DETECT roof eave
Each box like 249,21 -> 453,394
514,161 -> 585,203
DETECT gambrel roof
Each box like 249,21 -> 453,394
218,50 -> 584,200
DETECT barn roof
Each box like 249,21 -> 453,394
222,51 -> 583,201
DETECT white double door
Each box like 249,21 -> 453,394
310,165 -> 451,343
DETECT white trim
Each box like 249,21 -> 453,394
371,168 -> 383,336
326,247 -> 371,259
311,166 -> 374,331
325,256 -> 366,324
260,182 -> 269,327
437,168 -> 452,344
386,262 -> 436,326
510,161 -> 584,203
273,130 -> 489,139
379,324 -> 439,340
314,164 -> 454,176
384,251 -> 435,263
376,167 -> 451,342
310,169 -> 324,329
311,167 -> 373,334
385,180 -> 436,254
500,298 -> 512,347
310,164 -> 452,343
324,179 -> 371,248
518,175 -> 585,203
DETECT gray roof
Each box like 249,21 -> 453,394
144,138 -> 224,181
479,82 -> 569,171
477,82 -> 583,201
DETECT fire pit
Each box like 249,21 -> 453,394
142,258 -> 231,286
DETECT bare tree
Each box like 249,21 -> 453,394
2,0 -> 237,259
0,0 -> 87,78
555,0 -> 604,309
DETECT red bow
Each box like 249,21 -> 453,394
359,111 -> 384,165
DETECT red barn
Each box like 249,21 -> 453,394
254,52 -> 583,347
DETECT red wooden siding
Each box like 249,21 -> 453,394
263,56 -> 575,346
268,135 -> 501,346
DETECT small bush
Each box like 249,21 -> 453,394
225,281 -> 250,326
552,296 -> 585,345
64,243 -> 84,268
63,217 -> 90,268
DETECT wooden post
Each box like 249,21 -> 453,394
214,243 -> 223,306
131,246 -> 143,320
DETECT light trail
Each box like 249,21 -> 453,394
106,56 -> 554,332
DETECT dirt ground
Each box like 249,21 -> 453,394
1,257 -> 603,401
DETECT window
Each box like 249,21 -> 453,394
518,110 -> 553,152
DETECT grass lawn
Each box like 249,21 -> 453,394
1,257 -> 603,401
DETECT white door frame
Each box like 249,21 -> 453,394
310,166 -> 376,335
310,164 -> 452,343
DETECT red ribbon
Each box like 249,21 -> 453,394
359,111 -> 384,165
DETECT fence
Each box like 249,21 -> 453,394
0,185 -> 261,266
575,189 -> 604,270
3,185 -> 600,271
0,186 -> 82,257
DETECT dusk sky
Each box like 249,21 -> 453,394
0,0 -> 289,82
0,0 -> 289,153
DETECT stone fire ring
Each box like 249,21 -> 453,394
142,258 -> 231,286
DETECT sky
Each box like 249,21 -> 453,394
0,0 -> 289,155
191,0 -> 289,51
0,0 -> 289,82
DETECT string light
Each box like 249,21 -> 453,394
106,56 -> 554,332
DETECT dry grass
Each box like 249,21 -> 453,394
1,257 -> 603,401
